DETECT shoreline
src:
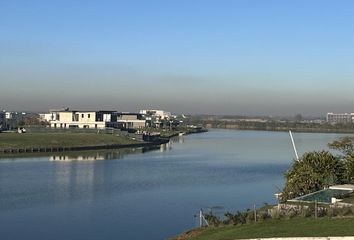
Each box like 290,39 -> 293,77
203,125 -> 354,134
0,128 -> 207,156
0,139 -> 168,155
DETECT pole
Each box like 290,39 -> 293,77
289,130 -> 299,161
199,209 -> 203,227
254,204 -> 257,222
315,200 -> 318,219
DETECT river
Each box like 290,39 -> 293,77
0,129 -> 351,240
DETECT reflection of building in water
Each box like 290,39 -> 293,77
54,156 -> 96,203
49,148 -> 148,161
51,146 -> 171,204
170,136 -> 184,144
50,155 -> 105,161
158,136 -> 186,152
160,141 -> 172,152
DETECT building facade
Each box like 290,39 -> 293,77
49,109 -> 118,129
326,113 -> 354,124
117,113 -> 146,129
139,109 -> 172,120
139,109 -> 174,127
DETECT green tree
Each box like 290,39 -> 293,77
329,136 -> 354,183
281,151 -> 343,201
328,136 -> 354,155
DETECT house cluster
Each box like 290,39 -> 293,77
0,110 -> 27,130
39,108 -> 175,130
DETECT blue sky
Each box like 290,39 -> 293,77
1,0 -> 354,115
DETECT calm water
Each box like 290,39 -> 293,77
0,129 -> 351,240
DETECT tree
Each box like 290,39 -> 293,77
329,137 -> 354,183
328,136 -> 354,155
281,151 -> 343,201
294,114 -> 303,122
19,115 -> 43,126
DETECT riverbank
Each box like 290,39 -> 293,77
173,218 -> 354,240
199,121 -> 354,134
142,126 -> 208,138
0,127 -> 207,155
0,132 -> 166,154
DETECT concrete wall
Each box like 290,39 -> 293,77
77,112 -> 96,123
119,115 -> 139,120
59,112 -> 73,122
51,111 -> 105,129
117,120 -> 146,129
51,122 -> 106,129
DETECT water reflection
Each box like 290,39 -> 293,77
3,130 -> 350,240
0,146 -> 163,162
159,136 -> 184,152
160,141 -> 172,152
51,155 -> 105,161
49,149 -> 134,161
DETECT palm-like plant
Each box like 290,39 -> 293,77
281,151 -> 343,201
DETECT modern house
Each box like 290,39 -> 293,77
39,108 -> 69,123
117,112 -> 146,129
139,109 -> 172,120
139,109 -> 174,127
48,109 -> 119,129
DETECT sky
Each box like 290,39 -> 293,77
1,0 -> 354,116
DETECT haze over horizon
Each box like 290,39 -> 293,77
1,0 -> 354,116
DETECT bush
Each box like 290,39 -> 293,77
281,151 -> 343,201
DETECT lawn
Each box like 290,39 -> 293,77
175,218 -> 354,240
341,193 -> 354,204
0,132 -> 141,149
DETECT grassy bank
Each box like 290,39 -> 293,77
174,218 -> 354,240
142,127 -> 208,138
0,132 -> 141,149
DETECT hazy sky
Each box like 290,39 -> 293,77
1,0 -> 354,116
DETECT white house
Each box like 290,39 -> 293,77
48,109 -> 119,129
139,109 -> 172,120
117,112 -> 146,129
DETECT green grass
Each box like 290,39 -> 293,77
176,218 -> 354,240
341,193 -> 354,204
0,132 -> 141,149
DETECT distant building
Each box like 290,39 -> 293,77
139,109 -> 174,127
326,112 -> 354,124
140,109 -> 172,120
48,109 -> 119,129
1,111 -> 26,130
117,113 -> 146,129
39,113 -> 57,123
4,111 -> 26,120
0,111 -> 4,130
